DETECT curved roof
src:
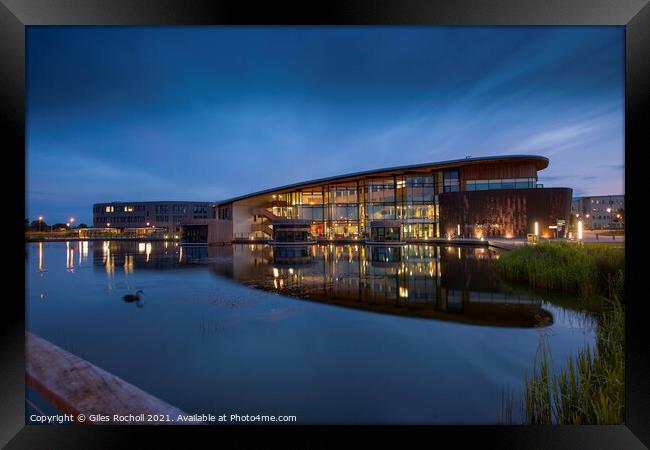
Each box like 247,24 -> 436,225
216,154 -> 548,205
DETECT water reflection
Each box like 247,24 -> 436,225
207,244 -> 553,328
38,242 -> 45,273
91,241 -> 195,272
27,241 -> 593,423
65,241 -> 74,272
33,241 -> 554,328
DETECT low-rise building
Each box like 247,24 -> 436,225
92,201 -> 214,232
571,195 -> 624,229
209,154 -> 573,243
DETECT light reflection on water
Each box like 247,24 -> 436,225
202,243 -> 555,328
26,241 -> 596,424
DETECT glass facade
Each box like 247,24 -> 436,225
274,230 -> 310,242
371,226 -> 401,242
465,177 -> 537,191
253,165 -> 538,240
267,173 -> 442,239
182,225 -> 208,243
442,170 -> 460,193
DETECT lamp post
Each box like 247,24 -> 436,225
578,220 -> 583,243
606,208 -> 612,228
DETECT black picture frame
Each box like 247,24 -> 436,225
2,0 -> 648,448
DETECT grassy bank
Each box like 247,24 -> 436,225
497,242 -> 624,424
494,241 -> 624,301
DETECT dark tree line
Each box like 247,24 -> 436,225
26,219 -> 87,231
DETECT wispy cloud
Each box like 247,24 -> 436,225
26,26 -> 624,223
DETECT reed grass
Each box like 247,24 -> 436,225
495,241 -> 624,302
497,242 -> 624,424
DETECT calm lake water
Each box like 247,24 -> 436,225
26,241 -> 596,424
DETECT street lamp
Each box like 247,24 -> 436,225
578,220 -> 583,242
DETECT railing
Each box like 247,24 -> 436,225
251,223 -> 273,236
252,208 -> 279,221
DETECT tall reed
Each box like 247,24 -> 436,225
497,242 -> 624,424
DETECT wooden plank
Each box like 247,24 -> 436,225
26,331 -> 192,424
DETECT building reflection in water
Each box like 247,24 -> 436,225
78,240 -> 89,265
90,241 -> 197,273
124,254 -> 134,274
38,242 -> 45,273
77,240 -> 553,327
102,241 -> 114,276
65,241 -> 74,272
207,243 -> 554,328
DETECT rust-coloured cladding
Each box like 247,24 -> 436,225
460,161 -> 539,180
439,188 -> 573,238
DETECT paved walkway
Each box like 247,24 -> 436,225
580,230 -> 625,243
437,235 -> 625,250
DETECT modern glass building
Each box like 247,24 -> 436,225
209,155 -> 572,243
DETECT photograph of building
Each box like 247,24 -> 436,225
23,25 -> 625,428
208,155 -> 572,243
92,201 -> 214,232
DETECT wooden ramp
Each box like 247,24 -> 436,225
26,331 -> 191,424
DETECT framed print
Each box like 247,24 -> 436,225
1,0 -> 648,448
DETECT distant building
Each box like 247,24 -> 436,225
571,195 -> 624,229
92,201 -> 214,232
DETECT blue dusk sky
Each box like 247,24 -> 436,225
27,26 -> 624,225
